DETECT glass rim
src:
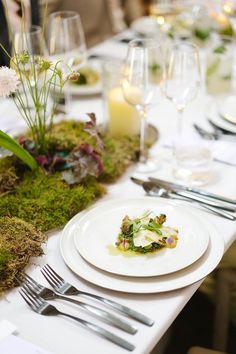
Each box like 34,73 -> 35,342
49,10 -> 80,20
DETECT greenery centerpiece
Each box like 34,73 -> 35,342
0,7 -> 141,293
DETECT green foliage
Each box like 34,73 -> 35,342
0,130 -> 38,170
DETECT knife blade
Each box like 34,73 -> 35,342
147,177 -> 236,206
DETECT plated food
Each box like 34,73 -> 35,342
116,212 -> 178,254
73,197 -> 209,277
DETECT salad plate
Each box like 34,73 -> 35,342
60,198 -> 224,293
73,198 -> 209,277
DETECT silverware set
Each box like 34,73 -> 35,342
131,177 -> 236,221
18,264 -> 154,351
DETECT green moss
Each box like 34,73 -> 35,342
0,217 -> 46,293
0,169 -> 105,231
0,120 -> 141,231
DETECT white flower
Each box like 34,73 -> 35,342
0,66 -> 20,97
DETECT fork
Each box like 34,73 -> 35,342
17,273 -> 136,334
193,123 -> 236,142
19,286 -> 135,351
41,264 -> 154,326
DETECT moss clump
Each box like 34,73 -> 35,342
0,169 -> 105,231
0,217 -> 46,294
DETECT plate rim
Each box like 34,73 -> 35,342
73,198 -> 210,277
207,102 -> 236,134
60,197 -> 224,293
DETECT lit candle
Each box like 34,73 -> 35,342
107,86 -> 140,137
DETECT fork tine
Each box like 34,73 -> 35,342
19,288 -> 37,310
45,264 -> 64,284
41,268 -> 58,288
41,265 -> 64,287
17,272 -> 43,292
21,284 -> 44,307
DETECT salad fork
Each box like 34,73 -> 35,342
41,264 -> 154,326
17,273 -> 136,334
19,286 -> 135,351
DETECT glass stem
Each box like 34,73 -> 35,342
139,108 -> 148,164
174,107 -> 184,156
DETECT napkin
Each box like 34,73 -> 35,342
212,140 -> 236,167
0,335 -> 54,354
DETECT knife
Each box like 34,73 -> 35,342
131,176 -> 236,208
131,177 -> 236,220
146,177 -> 236,206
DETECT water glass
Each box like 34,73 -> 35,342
163,41 -> 213,185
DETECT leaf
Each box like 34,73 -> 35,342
84,113 -> 104,151
0,130 -> 38,170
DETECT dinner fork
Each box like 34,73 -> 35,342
41,264 -> 154,326
17,273 -> 136,334
19,286 -> 135,351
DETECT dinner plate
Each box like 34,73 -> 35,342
73,198 -> 209,277
60,198 -> 224,293
63,60 -> 102,96
130,16 -> 160,36
219,96 -> 236,125
206,101 -> 236,134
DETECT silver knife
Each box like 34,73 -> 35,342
131,178 -> 236,220
131,177 -> 236,208
146,177 -> 236,206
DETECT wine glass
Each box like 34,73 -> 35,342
13,25 -> 47,83
47,11 -> 87,110
12,25 -> 47,111
162,41 -> 211,185
122,38 -> 163,173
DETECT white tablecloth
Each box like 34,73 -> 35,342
0,34 -> 236,354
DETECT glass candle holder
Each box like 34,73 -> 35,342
102,59 -> 140,137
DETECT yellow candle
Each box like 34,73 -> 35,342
107,86 -> 140,137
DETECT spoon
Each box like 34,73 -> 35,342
142,182 -> 236,221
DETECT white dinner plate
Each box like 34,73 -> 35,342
130,16 -> 160,36
206,101 -> 236,134
60,198 -> 224,293
73,198 -> 209,277
63,60 -> 102,96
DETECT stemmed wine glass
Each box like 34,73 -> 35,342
162,41 -> 210,184
122,38 -> 163,173
12,25 -> 47,111
47,11 -> 87,110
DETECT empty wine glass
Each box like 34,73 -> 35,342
122,38 -> 163,173
13,25 -> 47,83
47,11 -> 87,110
162,41 -> 212,185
